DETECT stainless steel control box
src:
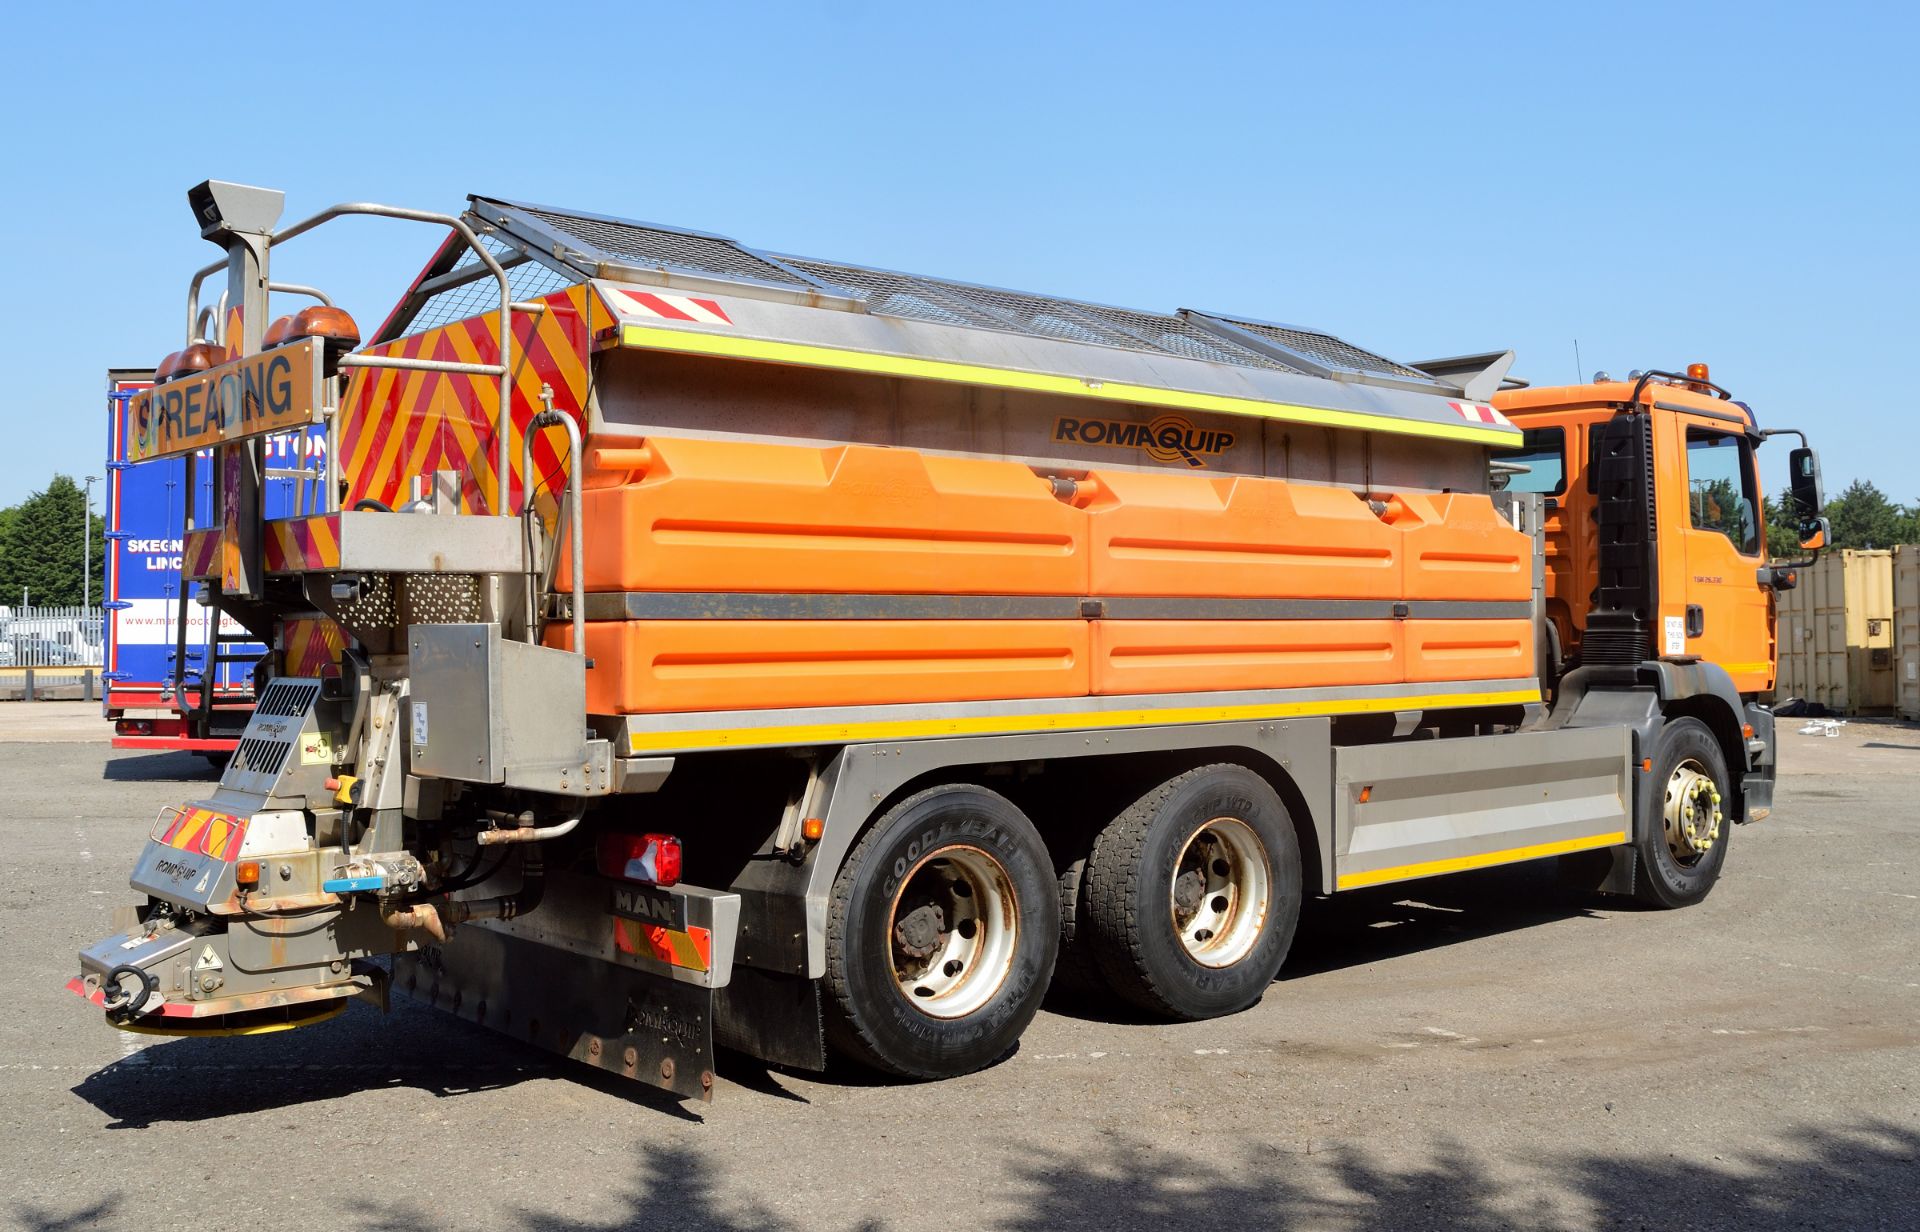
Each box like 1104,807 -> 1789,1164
407,623 -> 588,786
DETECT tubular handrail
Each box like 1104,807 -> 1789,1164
270,281 -> 334,307
186,201 -> 522,516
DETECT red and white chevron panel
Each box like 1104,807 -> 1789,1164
614,288 -> 733,326
1450,400 -> 1514,428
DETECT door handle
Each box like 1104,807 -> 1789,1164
1685,605 -> 1704,638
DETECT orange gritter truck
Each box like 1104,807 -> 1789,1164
70,182 -> 1829,1099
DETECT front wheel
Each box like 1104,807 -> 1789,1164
1634,716 -> 1732,909
824,784 -> 1058,1078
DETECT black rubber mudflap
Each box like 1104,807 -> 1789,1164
397,925 -> 717,1101
714,966 -> 826,1072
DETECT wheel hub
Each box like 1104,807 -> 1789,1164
892,902 -> 946,959
1172,869 -> 1206,914
1168,817 -> 1271,969
1662,759 -> 1723,864
885,847 -> 1019,1020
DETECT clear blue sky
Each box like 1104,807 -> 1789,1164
1,2 -> 1912,508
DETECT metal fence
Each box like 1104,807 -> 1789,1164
0,605 -> 104,668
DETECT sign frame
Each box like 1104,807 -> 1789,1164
128,338 -> 326,462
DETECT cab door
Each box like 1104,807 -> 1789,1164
1674,422 -> 1772,692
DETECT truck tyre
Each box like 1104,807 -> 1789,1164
1051,854 -> 1103,997
1634,716 -> 1732,909
1083,765 -> 1301,1020
824,784 -> 1058,1079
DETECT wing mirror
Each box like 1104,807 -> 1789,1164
1788,446 -> 1825,548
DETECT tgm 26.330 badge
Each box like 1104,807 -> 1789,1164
1052,414 -> 1236,468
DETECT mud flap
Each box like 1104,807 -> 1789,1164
398,925 -> 717,1102
715,966 -> 826,1072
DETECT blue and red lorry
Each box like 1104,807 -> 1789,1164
103,368 -> 323,756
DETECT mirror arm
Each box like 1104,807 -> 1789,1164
1760,427 -> 1826,560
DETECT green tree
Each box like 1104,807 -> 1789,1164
1764,491 -> 1804,560
1823,480 -> 1914,550
0,475 -> 105,607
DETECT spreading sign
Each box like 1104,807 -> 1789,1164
128,339 -> 326,461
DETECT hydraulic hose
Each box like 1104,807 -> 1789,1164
383,848 -> 546,941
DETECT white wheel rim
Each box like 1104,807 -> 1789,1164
886,845 -> 1019,1020
1662,758 -> 1723,866
1169,816 -> 1270,968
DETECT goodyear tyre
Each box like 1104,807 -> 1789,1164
824,784 -> 1058,1079
1083,764 -> 1302,1020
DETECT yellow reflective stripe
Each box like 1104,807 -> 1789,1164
1719,662 -> 1772,676
629,688 -> 1542,754
1336,830 -> 1627,891
617,322 -> 1516,446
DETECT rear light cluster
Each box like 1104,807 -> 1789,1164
597,832 -> 682,888
117,719 -> 154,735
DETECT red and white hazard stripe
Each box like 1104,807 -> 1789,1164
1449,400 -> 1514,428
616,288 -> 733,326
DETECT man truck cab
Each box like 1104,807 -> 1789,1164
1493,365 -> 1826,700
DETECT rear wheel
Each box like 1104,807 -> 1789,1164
1634,717 -> 1732,909
1083,765 -> 1302,1020
824,784 -> 1058,1078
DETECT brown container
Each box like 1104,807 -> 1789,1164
1772,549 -> 1896,714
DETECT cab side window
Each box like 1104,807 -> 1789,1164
1685,429 -> 1759,555
1493,427 -> 1566,495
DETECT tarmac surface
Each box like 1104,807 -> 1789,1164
2,702 -> 1916,1231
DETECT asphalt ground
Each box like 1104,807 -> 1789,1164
3,704 -> 1916,1231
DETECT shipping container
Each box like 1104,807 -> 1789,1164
1773,548 -> 1896,713
1895,545 -> 1920,721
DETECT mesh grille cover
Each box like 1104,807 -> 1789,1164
405,237 -> 576,336
1208,317 -> 1434,381
521,207 -> 807,287
453,199 -> 1440,387
780,258 -> 1301,372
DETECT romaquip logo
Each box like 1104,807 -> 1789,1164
1051,414 -> 1236,468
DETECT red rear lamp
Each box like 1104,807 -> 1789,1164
116,719 -> 154,736
597,832 -> 682,887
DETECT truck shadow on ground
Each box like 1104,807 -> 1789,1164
99,749 -> 223,782
1284,859 -> 1614,980
67,1000 -> 701,1130
1045,859 -> 1609,1024
21,1119 -> 1889,1232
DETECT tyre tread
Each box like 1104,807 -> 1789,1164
1085,764 -> 1235,1017
823,784 -> 1054,1079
